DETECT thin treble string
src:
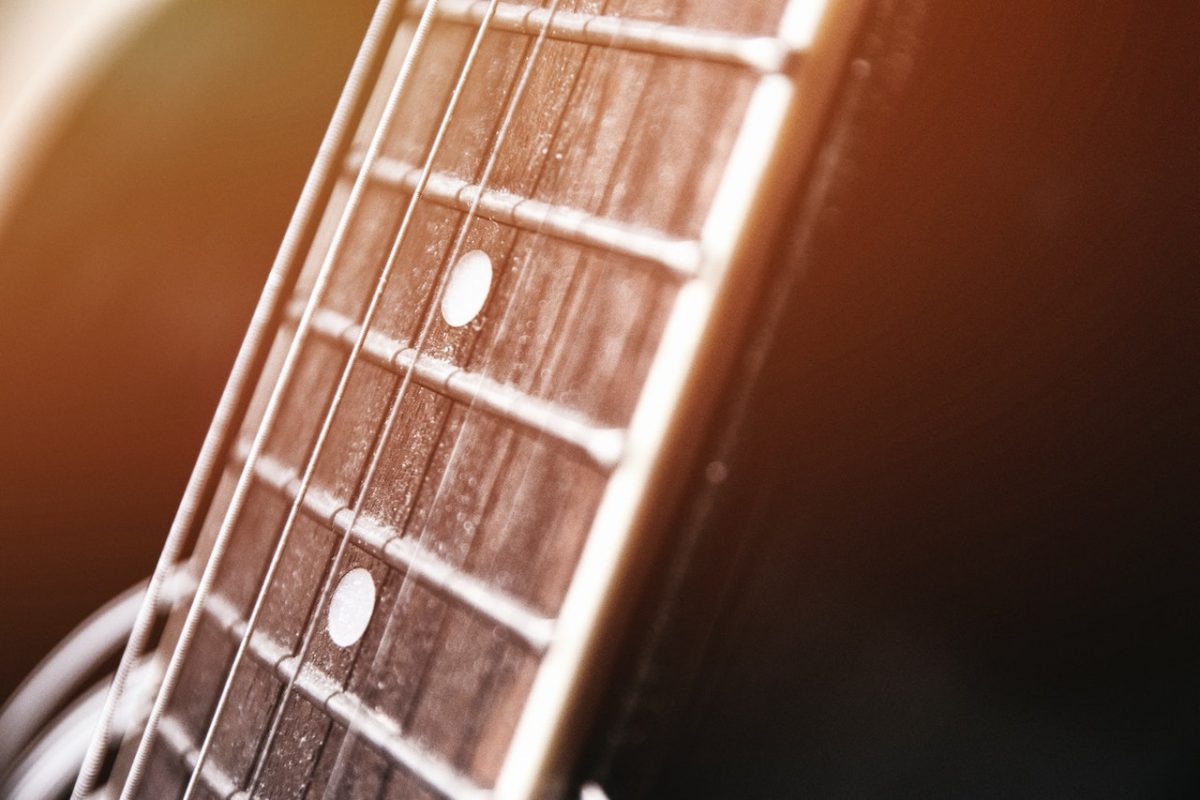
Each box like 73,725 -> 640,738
118,3 -> 448,798
312,2 -> 574,795
181,1 -> 514,796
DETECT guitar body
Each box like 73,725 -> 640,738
4,0 -> 1197,798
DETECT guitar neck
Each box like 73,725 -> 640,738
84,0 -> 863,797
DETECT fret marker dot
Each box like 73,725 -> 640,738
441,249 -> 492,327
327,567 -> 375,648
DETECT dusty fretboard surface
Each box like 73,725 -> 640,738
95,0 -> 833,797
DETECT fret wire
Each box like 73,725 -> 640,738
333,0 -> 700,791
422,0 -> 803,73
349,150 -> 703,278
246,0 -> 567,791
287,302 -> 625,471
100,2 -> 431,797
173,0 -> 469,796
199,592 -> 488,800
337,8 -> 684,791
227,445 -> 555,652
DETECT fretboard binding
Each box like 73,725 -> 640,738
422,0 -> 802,73
157,714 -> 241,800
202,593 -> 487,800
292,301 -> 626,472
232,442 -> 555,653
348,151 -> 703,278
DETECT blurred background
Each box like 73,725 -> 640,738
0,0 -> 375,701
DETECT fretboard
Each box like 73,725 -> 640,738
84,0 -> 855,797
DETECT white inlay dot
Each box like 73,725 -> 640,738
327,567 -> 376,648
441,249 -> 492,327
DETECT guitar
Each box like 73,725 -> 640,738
45,0 -> 864,796
5,0 -> 1198,798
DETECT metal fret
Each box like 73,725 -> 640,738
203,593 -> 487,800
233,444 -> 556,652
292,302 -> 626,472
349,151 -> 703,278
424,0 -> 802,73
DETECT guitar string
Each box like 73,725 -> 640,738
316,2 -> 693,790
179,1 -> 521,795
114,3 -> 449,797
311,6 -> 616,792
235,1 -> 575,792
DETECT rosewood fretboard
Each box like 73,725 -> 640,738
84,0 -> 847,796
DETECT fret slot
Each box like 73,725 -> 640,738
232,444 -> 555,653
348,151 -> 703,278
203,593 -> 487,800
422,0 -> 802,73
292,302 -> 626,472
